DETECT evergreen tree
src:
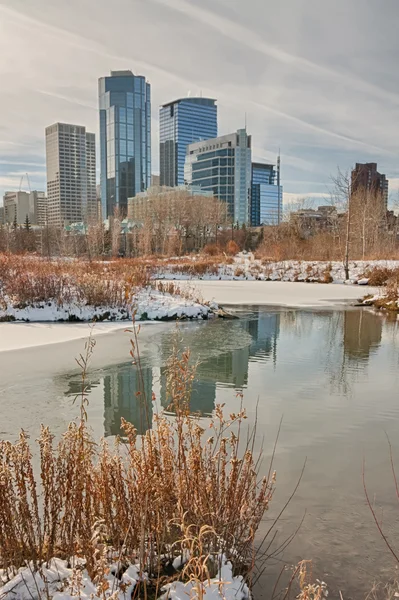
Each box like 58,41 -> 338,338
24,214 -> 31,232
13,213 -> 18,230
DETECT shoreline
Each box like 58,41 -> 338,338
0,281 -> 379,353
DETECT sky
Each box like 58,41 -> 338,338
1,0 -> 399,208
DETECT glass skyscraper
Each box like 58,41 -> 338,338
251,160 -> 283,226
99,70 -> 151,218
185,129 -> 252,225
159,97 -> 217,187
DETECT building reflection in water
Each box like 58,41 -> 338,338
160,312 -> 281,417
343,310 -> 382,361
103,366 -> 153,436
63,310 -> 281,435
324,309 -> 383,394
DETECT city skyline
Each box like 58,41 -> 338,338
1,1 -> 399,208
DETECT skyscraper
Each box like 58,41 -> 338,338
99,70 -> 151,218
351,162 -> 389,211
160,97 -> 217,187
45,123 -> 96,226
251,159 -> 283,226
185,129 -> 252,225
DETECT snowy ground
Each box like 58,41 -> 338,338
176,280 -> 379,309
0,556 -> 249,600
158,255 -> 399,284
0,288 -> 214,325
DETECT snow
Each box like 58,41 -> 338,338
0,288 -> 215,325
175,280 -> 380,309
157,256 -> 399,285
0,321 -> 129,353
0,288 -> 216,353
0,557 -> 249,600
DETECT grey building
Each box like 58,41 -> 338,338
3,190 -> 47,226
185,129 -> 252,225
160,97 -> 217,187
99,70 -> 151,218
45,123 -> 96,226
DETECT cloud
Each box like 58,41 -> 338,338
1,0 -> 399,205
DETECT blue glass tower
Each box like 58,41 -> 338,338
99,70 -> 151,218
159,97 -> 217,187
251,160 -> 282,226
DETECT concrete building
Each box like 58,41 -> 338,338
151,174 -> 160,187
127,184 -> 213,223
45,123 -> 97,227
351,162 -> 389,211
0,206 -> 4,225
185,129 -> 252,225
31,191 -> 48,226
2,190 -> 47,226
251,160 -> 283,226
99,70 -> 151,218
160,97 -> 217,187
289,205 -> 338,235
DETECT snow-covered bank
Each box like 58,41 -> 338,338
0,556 -> 248,600
158,256 -> 399,284
0,288 -> 215,324
0,321 -> 130,353
179,280 -> 379,309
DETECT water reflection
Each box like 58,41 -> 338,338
62,308 -> 389,438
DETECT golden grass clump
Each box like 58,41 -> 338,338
0,331 -> 275,596
0,254 -> 151,310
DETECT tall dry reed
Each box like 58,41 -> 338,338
0,328 -> 275,595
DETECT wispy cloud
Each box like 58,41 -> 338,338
0,0 -> 399,204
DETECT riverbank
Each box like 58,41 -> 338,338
0,281 -> 378,353
181,280 -> 380,308
158,254 -> 399,284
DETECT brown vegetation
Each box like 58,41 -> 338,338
0,333 -> 275,596
0,254 -> 151,310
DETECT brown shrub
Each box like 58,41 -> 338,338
0,336 -> 275,591
225,240 -> 240,256
203,243 -> 220,256
365,266 -> 399,287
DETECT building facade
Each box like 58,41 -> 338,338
351,162 -> 389,211
127,185 -> 213,223
3,190 -> 47,226
185,129 -> 252,225
45,123 -> 96,226
251,160 -> 283,226
99,70 -> 151,218
159,97 -> 217,187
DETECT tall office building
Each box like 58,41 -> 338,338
159,97 -> 217,187
351,162 -> 389,211
185,129 -> 252,225
251,159 -> 283,226
99,70 -> 151,218
45,123 -> 96,226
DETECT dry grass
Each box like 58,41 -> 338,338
0,254 -> 151,310
364,267 -> 399,287
0,330 -> 275,596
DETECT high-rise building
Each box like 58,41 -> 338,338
159,97 -> 217,187
185,129 -> 252,224
351,162 -> 389,211
251,159 -> 283,226
3,190 -> 47,226
45,123 -> 96,226
99,70 -> 151,218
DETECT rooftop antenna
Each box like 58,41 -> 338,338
244,112 -> 247,130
